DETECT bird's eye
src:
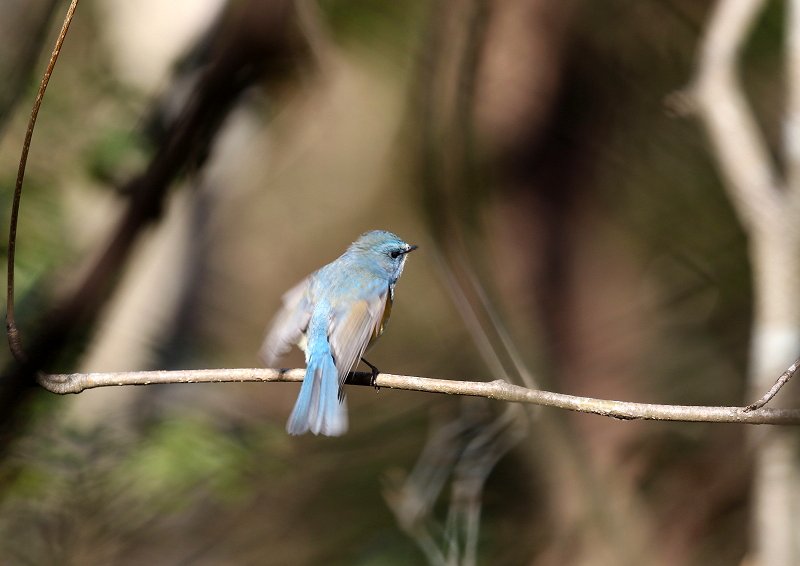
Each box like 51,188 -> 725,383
390,250 -> 401,259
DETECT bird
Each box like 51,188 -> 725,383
261,230 -> 417,436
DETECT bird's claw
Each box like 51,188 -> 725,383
362,358 -> 381,392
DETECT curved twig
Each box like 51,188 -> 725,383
6,0 -> 80,361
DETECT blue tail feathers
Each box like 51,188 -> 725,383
286,348 -> 348,436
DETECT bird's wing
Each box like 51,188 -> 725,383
260,277 -> 313,366
328,280 -> 389,388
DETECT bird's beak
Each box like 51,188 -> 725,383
406,245 -> 418,254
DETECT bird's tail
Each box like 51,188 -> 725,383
287,346 -> 348,436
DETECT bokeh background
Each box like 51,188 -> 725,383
0,0 -> 778,564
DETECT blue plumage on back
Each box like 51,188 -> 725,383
261,230 -> 417,436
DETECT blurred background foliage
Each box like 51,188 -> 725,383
0,0 -> 778,564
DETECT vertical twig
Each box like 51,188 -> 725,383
6,0 -> 80,361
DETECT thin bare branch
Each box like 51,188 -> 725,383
745,358 -> 800,411
34,368 -> 800,425
6,0 -> 79,361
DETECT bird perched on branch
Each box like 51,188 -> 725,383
261,230 -> 417,436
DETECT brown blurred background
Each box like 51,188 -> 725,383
0,0 -> 768,564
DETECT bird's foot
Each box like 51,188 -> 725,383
362,357 -> 381,392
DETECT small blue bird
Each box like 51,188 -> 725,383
261,230 -> 417,436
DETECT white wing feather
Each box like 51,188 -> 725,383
260,277 -> 313,366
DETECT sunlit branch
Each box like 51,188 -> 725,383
745,357 -> 800,411
36,368 -> 800,425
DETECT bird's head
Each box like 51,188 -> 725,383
347,230 -> 417,282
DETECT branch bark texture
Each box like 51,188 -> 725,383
37,368 -> 800,425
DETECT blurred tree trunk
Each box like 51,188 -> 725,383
475,2 -> 673,565
413,1 -> 665,564
691,0 -> 800,564
748,238 -> 800,566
